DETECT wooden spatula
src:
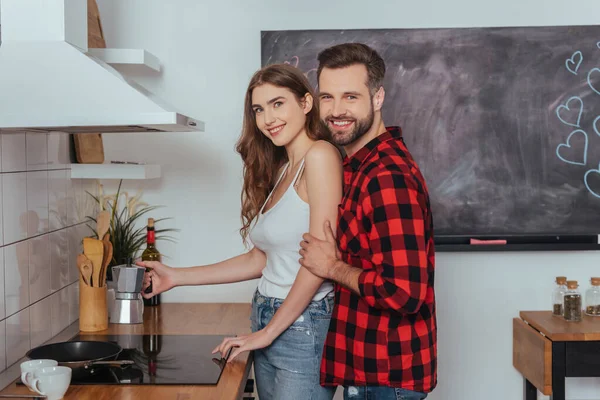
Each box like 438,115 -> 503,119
83,237 -> 104,287
100,233 -> 113,287
96,211 -> 110,240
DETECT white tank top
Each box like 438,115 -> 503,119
250,160 -> 334,301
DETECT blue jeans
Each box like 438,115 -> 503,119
344,386 -> 428,400
251,289 -> 335,400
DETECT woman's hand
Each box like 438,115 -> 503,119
212,329 -> 274,363
136,260 -> 178,298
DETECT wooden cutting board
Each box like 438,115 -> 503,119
87,0 -> 106,48
73,0 -> 106,164
74,133 -> 105,164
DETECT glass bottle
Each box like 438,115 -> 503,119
552,276 -> 567,317
563,280 -> 582,322
585,277 -> 600,316
142,218 -> 161,307
142,306 -> 162,382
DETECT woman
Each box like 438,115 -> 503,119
138,63 -> 342,400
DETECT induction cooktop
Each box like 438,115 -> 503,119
20,334 -> 233,386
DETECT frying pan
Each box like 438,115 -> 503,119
26,341 -> 134,379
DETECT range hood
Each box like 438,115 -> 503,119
0,0 -> 204,134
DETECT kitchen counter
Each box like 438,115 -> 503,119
0,303 -> 253,400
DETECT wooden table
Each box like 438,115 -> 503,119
0,303 -> 253,400
513,310 -> 600,400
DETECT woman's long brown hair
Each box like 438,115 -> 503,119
235,63 -> 328,245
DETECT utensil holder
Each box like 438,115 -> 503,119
79,276 -> 108,332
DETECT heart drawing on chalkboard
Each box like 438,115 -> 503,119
597,41 -> 600,49
584,163 -> 600,199
594,115 -> 600,137
556,129 -> 588,166
283,56 -> 299,68
587,68 -> 600,96
566,50 -> 583,75
555,96 -> 583,128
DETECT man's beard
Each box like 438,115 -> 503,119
323,105 -> 375,147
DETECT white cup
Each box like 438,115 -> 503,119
30,366 -> 72,400
20,359 -> 58,391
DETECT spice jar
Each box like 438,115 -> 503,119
552,276 -> 567,317
585,277 -> 600,316
564,280 -> 582,322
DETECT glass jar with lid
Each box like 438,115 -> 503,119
585,277 -> 600,316
552,276 -> 568,317
564,280 -> 582,322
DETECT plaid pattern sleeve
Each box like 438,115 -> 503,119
320,127 -> 436,392
357,171 -> 429,313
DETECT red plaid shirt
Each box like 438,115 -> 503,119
321,126 -> 437,392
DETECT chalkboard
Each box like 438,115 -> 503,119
261,26 -> 600,241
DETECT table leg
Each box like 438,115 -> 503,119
551,341 -> 566,400
524,378 -> 537,400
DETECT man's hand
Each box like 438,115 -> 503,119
300,221 -> 362,294
299,221 -> 340,279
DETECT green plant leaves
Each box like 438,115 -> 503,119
86,180 -> 179,273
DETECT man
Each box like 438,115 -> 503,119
299,42 -> 437,400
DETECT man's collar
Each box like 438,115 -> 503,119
345,126 -> 403,171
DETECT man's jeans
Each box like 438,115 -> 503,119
344,385 -> 428,400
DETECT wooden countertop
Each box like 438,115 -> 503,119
520,310 -> 600,341
0,303 -> 253,400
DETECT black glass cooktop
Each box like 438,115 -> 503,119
21,334 -> 233,386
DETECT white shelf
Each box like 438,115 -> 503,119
86,48 -> 161,72
70,163 -> 161,180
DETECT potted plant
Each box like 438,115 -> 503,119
85,180 -> 178,281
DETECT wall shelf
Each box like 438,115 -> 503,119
86,48 -> 161,72
70,163 -> 161,180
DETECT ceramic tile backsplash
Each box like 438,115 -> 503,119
5,309 -> 30,367
29,235 -> 51,304
68,225 -> 84,285
29,297 -> 52,349
26,170 -> 49,236
48,169 -> 68,231
0,248 -> 5,320
0,131 -> 94,373
50,289 -> 70,337
47,132 -> 70,170
0,175 -> 4,247
50,230 -> 69,292
1,133 -> 26,173
26,132 -> 48,171
68,179 -> 85,226
4,242 -> 29,317
0,321 -> 6,372
68,283 -> 79,325
2,172 -> 27,245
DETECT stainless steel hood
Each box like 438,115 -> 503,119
0,0 -> 204,134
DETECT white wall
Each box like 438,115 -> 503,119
97,1 -> 600,399
0,131 -> 97,373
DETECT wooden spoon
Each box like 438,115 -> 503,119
96,211 -> 111,240
82,259 -> 94,287
77,254 -> 93,286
